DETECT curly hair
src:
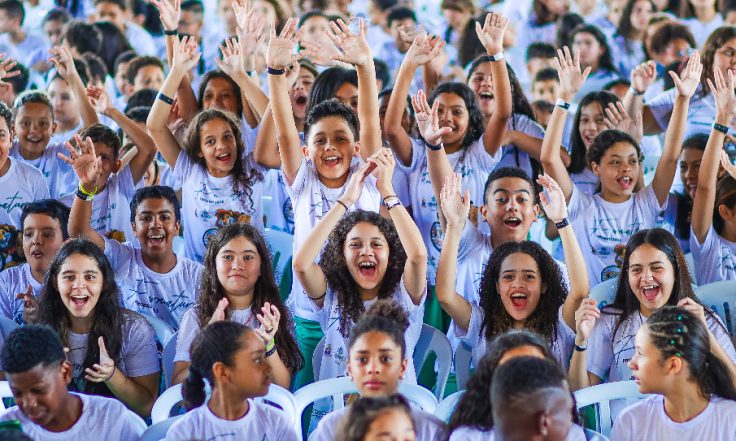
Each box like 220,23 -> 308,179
196,223 -> 303,373
182,109 -> 263,212
36,239 -> 128,396
427,82 -> 484,152
586,129 -> 642,169
337,394 -> 414,441
319,210 -> 407,338
348,299 -> 410,358
568,91 -> 620,174
478,241 -> 567,343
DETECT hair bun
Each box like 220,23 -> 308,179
364,299 -> 409,332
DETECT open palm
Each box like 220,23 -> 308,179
670,51 -> 702,98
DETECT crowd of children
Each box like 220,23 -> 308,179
0,0 -> 733,439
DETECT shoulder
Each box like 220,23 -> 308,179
79,393 -> 147,427
250,400 -> 293,427
618,395 -> 661,421
121,310 -> 156,339
13,159 -> 44,180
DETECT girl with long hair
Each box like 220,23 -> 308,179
570,24 -> 621,100
613,0 -> 655,77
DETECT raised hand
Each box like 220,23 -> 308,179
217,37 -> 245,78
677,298 -> 707,326
721,151 -> 736,179
266,17 -> 303,70
325,18 -> 371,67
574,298 -> 600,342
553,47 -> 591,100
339,161 -> 372,207
440,173 -> 470,228
85,336 -> 115,383
707,66 -> 736,122
48,45 -> 78,80
15,286 -> 37,324
537,173 -> 567,223
86,85 -> 114,115
300,38 -> 350,68
0,53 -> 20,86
58,134 -> 102,191
411,89 -> 452,145
285,61 -> 301,88
235,0 -> 265,70
603,102 -> 643,145
405,33 -> 445,67
171,35 -> 201,73
397,23 -> 425,45
255,302 -> 280,347
474,12 -> 508,56
670,51 -> 702,98
371,148 -> 396,196
208,298 -> 229,324
150,0 -> 180,32
630,60 -> 656,94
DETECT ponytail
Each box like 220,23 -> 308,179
182,366 -> 207,410
699,352 -> 736,401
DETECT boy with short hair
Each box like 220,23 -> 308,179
0,0 -> 46,68
0,325 -> 146,440
376,6 -> 418,75
0,199 -> 68,324
26,8 -> 70,74
526,42 -> 557,84
124,56 -> 165,93
0,61 -> 27,106
61,20 -> 102,59
93,0 -> 156,56
531,67 -> 559,103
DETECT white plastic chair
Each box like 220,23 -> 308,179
162,331 -> 178,388
151,383 -> 296,424
0,316 -> 18,340
574,380 -> 648,437
264,229 -> 294,282
696,280 -> 736,336
312,336 -> 325,381
684,253 -> 697,285
453,342 -> 473,391
589,278 -> 618,309
139,415 -> 183,441
0,381 -> 12,410
434,390 -> 465,423
412,324 -> 452,400
143,314 -> 176,348
293,377 -> 438,437
585,428 -> 610,441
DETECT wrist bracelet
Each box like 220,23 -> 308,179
713,122 -> 730,134
265,345 -> 278,357
382,194 -> 398,203
574,344 -> 587,352
78,182 -> 97,197
488,51 -> 504,62
163,29 -> 178,36
157,92 -> 174,105
76,189 -> 94,202
555,99 -> 571,111
267,66 -> 285,75
336,199 -> 349,211
384,197 -> 402,210
554,218 -> 569,229
425,140 -> 442,151
632,87 -> 646,96
265,339 -> 275,351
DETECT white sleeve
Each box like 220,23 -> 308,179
116,164 -> 139,197
644,88 -> 676,132
284,158 -> 311,200
456,303 -> 483,345
690,225 -> 721,284
102,236 -> 135,276
172,150 -> 194,178
174,309 -> 200,363
31,169 -> 50,200
467,134 -> 502,171
394,138 -> 424,174
586,314 -> 614,380
567,184 -> 593,222
609,403 -> 636,441
118,408 -> 147,441
706,312 -> 736,362
121,315 -> 160,377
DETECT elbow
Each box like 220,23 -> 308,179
408,248 -> 428,268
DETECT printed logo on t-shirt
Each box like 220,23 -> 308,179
202,209 -> 253,247
600,244 -> 627,281
0,192 -> 30,215
0,224 -> 21,270
430,221 -> 444,251
125,279 -> 196,317
105,229 -> 126,243
282,199 -> 294,232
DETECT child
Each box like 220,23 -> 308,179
612,0 -> 653,77
541,48 -> 696,286
147,37 -> 266,262
335,395 -> 416,441
0,200 -> 68,324
436,173 -> 587,369
611,307 -> 736,440
166,321 -> 299,440
569,229 -> 736,419
35,239 -> 160,417
124,56 -> 165,94
690,68 -> 736,283
376,7 -> 418,76
93,0 -> 157,56
679,0 -> 724,47
173,223 -> 302,388
526,42 -> 558,86
570,25 -> 621,101
26,8 -> 70,74
0,0 -> 46,68
532,67 -> 559,103
0,325 -> 146,440
311,300 -> 447,441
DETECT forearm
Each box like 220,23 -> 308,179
426,147 -> 454,231
384,60 -> 416,164
568,348 -> 591,391
105,370 -> 158,417
235,74 -> 268,119
293,203 -> 345,273
70,75 -> 98,126
692,127 -> 725,240
253,106 -> 281,169
435,224 -> 472,329
357,60 -> 381,159
68,196 -> 99,242
559,224 -> 588,328
507,131 -> 543,160
384,188 -> 427,301
268,74 -> 302,182
660,97 -> 688,163
422,61 -> 439,96
267,352 -> 291,389
709,331 -> 736,384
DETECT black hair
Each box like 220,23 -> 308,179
646,306 -> 736,400
49,58 -> 90,86
113,50 -> 137,77
125,88 -> 157,113
348,299 -> 410,358
62,20 -> 103,56
568,90 -> 620,174
373,57 -> 390,87
556,12 -> 585,49
386,6 -> 416,28
449,331 -> 554,433
534,67 -> 558,83
532,99 -> 555,114
304,98 -> 360,141
701,27 -> 736,97
93,21 -> 133,74
13,90 -> 54,121
81,53 -> 109,82
197,70 -> 244,115
125,55 -> 164,85
531,0 -> 562,25
0,0 -> 24,25
571,24 -> 619,73
526,42 -> 557,62
714,174 -> 736,235
0,101 -> 12,129
319,210 -> 406,338
672,134 -> 708,239
1,325 -> 66,374
617,0 -> 656,55
129,185 -> 181,223
124,105 -> 151,123
371,0 -> 398,12
181,0 -> 204,13
307,67 -> 358,115
679,0 -> 724,17
196,223 -> 303,373
647,21 -> 695,58
427,82 -> 484,151
79,123 -> 121,160
43,7 -> 71,26
586,129 -> 641,169
483,166 -> 539,205
36,239 -> 128,396
94,0 -> 126,9
298,9 -> 328,27
337,395 -> 414,441
457,12 -> 489,68
604,78 -> 632,91
478,241 -> 566,344
20,199 -> 71,240
4,61 -> 28,95
182,321 -> 252,409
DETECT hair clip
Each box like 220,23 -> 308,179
675,352 -> 683,357
670,339 -> 676,345
677,314 -> 683,321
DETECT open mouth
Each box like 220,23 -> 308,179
215,152 -> 231,162
510,292 -> 528,308
503,216 -> 522,228
295,95 -> 308,106
30,249 -> 43,259
478,91 -> 494,103
70,294 -> 90,308
147,233 -> 165,246
322,155 -> 341,167
358,261 -> 377,277
617,175 -> 634,189
641,284 -> 660,301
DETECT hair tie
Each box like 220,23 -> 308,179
675,352 -> 683,357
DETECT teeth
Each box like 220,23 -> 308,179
324,156 -> 338,161
148,235 -> 164,239
511,293 -> 527,298
358,262 -> 376,268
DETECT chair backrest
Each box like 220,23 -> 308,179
293,377 -> 438,437
434,390 -> 465,423
574,381 -> 648,437
684,253 -> 697,285
143,314 -> 176,348
412,324 -> 452,400
0,381 -> 12,410
0,317 -> 18,340
139,415 -> 184,441
255,384 -> 297,426
696,281 -> 736,336
265,229 -> 294,282
312,336 -> 326,381
589,278 -> 618,309
162,331 -> 178,389
151,383 -> 184,423
585,428 -> 610,441
453,342 -> 473,391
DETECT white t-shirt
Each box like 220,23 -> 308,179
570,168 -> 599,196
103,237 -> 203,330
587,307 -> 736,418
166,399 -> 299,441
611,395 -> 736,441
396,136 -> 502,283
65,312 -> 160,392
49,121 -> 83,147
450,424 -> 588,441
0,32 -> 47,68
174,307 -> 259,363
10,142 -> 76,199
689,225 -> 736,285
0,263 -> 43,324
646,86 -> 717,138
0,392 -> 146,441
312,403 -> 447,441
124,21 -> 158,56
682,15 -> 724,48
497,113 -> 545,178
568,185 -> 664,286
286,157 -> 381,321
60,167 -> 140,243
174,150 -> 266,263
